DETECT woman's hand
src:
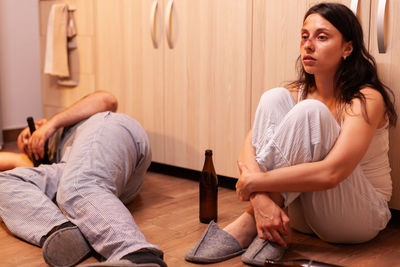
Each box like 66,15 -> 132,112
251,193 -> 289,247
236,161 -> 260,201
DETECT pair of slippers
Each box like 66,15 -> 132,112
185,221 -> 286,266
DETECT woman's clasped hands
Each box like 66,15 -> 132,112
251,193 -> 289,247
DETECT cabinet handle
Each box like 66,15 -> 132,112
350,0 -> 359,15
377,0 -> 387,53
150,0 -> 159,48
166,0 -> 174,49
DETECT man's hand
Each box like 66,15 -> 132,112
251,193 -> 289,247
27,119 -> 55,160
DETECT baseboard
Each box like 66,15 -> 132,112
390,208 -> 400,220
148,162 -> 237,190
2,128 -> 23,143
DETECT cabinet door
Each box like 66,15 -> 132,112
369,0 -> 400,209
95,0 -> 165,162
251,0 -> 370,120
163,0 -> 252,177
251,0 -> 309,120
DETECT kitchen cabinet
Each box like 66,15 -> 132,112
94,0 -> 165,163
39,0 -> 251,177
368,0 -> 400,209
163,0 -> 252,177
251,0 -> 307,120
94,0 -> 252,177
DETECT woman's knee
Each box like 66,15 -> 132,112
290,99 -> 332,121
258,88 -> 294,110
283,99 -> 340,140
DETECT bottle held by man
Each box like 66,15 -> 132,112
199,149 -> 218,223
26,117 -> 50,167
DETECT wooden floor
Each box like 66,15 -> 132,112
1,142 -> 400,266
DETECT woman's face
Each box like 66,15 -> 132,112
300,13 -> 352,76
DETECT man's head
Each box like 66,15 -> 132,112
17,127 -> 31,155
17,118 -> 48,156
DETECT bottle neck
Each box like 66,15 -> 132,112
203,155 -> 215,173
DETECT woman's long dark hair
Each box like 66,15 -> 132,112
294,3 -> 397,126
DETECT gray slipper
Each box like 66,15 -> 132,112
241,237 -> 286,266
42,225 -> 91,267
78,259 -> 159,267
184,221 -> 246,263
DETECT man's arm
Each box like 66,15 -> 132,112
29,91 -> 118,160
0,152 -> 33,171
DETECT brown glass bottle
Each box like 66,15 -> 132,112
199,149 -> 218,223
26,117 -> 50,167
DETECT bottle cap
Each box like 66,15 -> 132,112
205,149 -> 213,156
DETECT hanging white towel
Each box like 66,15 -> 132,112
44,4 -> 69,77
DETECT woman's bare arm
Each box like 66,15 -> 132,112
237,129 -> 290,246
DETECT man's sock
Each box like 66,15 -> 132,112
39,221 -> 75,247
121,250 -> 167,267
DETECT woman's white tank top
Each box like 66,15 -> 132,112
359,124 -> 392,201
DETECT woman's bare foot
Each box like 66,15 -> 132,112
223,211 -> 257,248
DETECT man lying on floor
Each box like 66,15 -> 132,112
0,91 -> 167,267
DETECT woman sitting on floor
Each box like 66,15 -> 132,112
185,3 -> 397,266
